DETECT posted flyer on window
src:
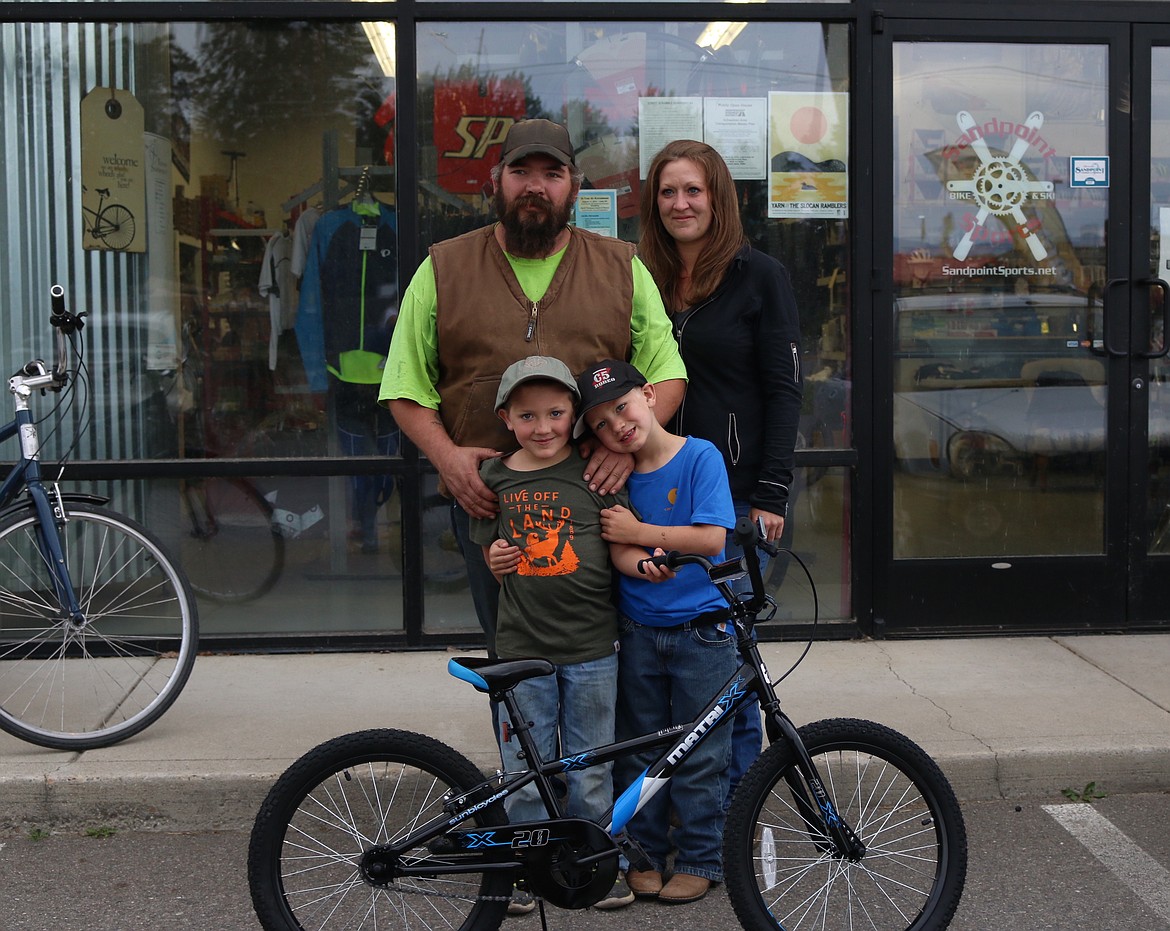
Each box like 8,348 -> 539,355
574,190 -> 619,238
768,91 -> 849,218
704,98 -> 767,180
638,97 -> 703,178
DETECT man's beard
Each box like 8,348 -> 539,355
495,190 -> 573,257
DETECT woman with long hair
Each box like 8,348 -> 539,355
639,138 -> 804,810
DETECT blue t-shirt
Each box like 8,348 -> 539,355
617,437 -> 735,626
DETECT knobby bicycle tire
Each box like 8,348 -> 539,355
724,717 -> 967,931
178,476 -> 284,603
249,728 -> 512,931
0,502 -> 199,750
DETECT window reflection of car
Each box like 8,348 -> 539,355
893,291 -> 1111,482
897,359 -> 1108,482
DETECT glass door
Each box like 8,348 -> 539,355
1131,30 -> 1170,626
875,23 -> 1141,631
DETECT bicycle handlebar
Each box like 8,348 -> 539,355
47,284 -> 85,386
635,516 -> 780,617
11,286 -> 84,392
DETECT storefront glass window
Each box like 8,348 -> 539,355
0,15 -> 853,640
1,20 -> 409,634
414,20 -> 853,623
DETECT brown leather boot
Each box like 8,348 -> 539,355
625,868 -> 663,899
658,873 -> 711,904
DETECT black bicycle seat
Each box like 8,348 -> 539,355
448,656 -> 555,693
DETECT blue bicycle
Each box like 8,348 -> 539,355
0,286 -> 198,750
248,518 -> 967,930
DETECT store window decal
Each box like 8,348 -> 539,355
943,110 -> 1055,262
434,76 -> 526,194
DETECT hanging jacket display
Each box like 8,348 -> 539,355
294,200 -> 398,392
258,230 -> 298,371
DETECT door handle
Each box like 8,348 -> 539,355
1136,277 -> 1170,360
1099,278 -> 1130,358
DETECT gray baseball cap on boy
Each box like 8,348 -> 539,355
495,356 -> 580,411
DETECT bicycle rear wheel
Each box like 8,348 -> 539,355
0,501 -> 199,750
724,717 -> 967,931
179,477 -> 284,602
249,728 -> 511,931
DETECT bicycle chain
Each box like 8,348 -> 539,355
380,881 -> 536,905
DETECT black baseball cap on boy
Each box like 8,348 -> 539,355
573,359 -> 647,438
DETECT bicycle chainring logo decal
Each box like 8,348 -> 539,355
944,110 -> 1055,263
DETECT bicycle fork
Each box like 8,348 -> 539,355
747,641 -> 867,861
27,479 -> 87,628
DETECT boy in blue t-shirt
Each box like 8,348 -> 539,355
574,358 -> 736,906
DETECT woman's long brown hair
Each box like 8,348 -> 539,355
638,139 -> 748,311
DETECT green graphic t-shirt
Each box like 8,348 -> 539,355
469,454 -> 628,664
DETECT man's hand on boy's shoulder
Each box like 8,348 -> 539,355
437,444 -> 503,518
578,437 -> 634,495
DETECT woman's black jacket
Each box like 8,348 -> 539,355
670,245 -> 804,516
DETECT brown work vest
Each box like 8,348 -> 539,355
431,224 -> 635,453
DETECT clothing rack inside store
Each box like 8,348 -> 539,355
281,130 -> 392,215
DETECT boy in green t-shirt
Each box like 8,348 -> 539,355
468,355 -> 637,912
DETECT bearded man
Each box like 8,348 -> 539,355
380,118 -> 685,657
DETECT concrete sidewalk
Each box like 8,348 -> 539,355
2,633 -> 1168,833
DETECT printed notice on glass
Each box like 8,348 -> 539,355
638,97 -> 703,178
574,190 -> 619,238
704,98 -> 767,180
768,91 -> 849,218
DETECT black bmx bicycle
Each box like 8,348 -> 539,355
0,286 -> 198,750
248,519 -> 967,931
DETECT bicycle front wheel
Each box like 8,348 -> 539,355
96,204 -> 135,250
724,717 -> 967,931
0,502 -> 198,750
179,477 -> 284,602
249,729 -> 511,931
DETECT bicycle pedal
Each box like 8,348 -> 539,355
615,832 -> 653,873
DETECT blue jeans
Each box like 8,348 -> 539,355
499,653 -> 618,823
723,499 -> 771,810
613,617 -> 737,882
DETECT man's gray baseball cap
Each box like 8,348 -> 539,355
495,356 -> 581,410
500,119 -> 575,167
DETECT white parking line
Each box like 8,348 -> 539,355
1042,803 -> 1170,924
